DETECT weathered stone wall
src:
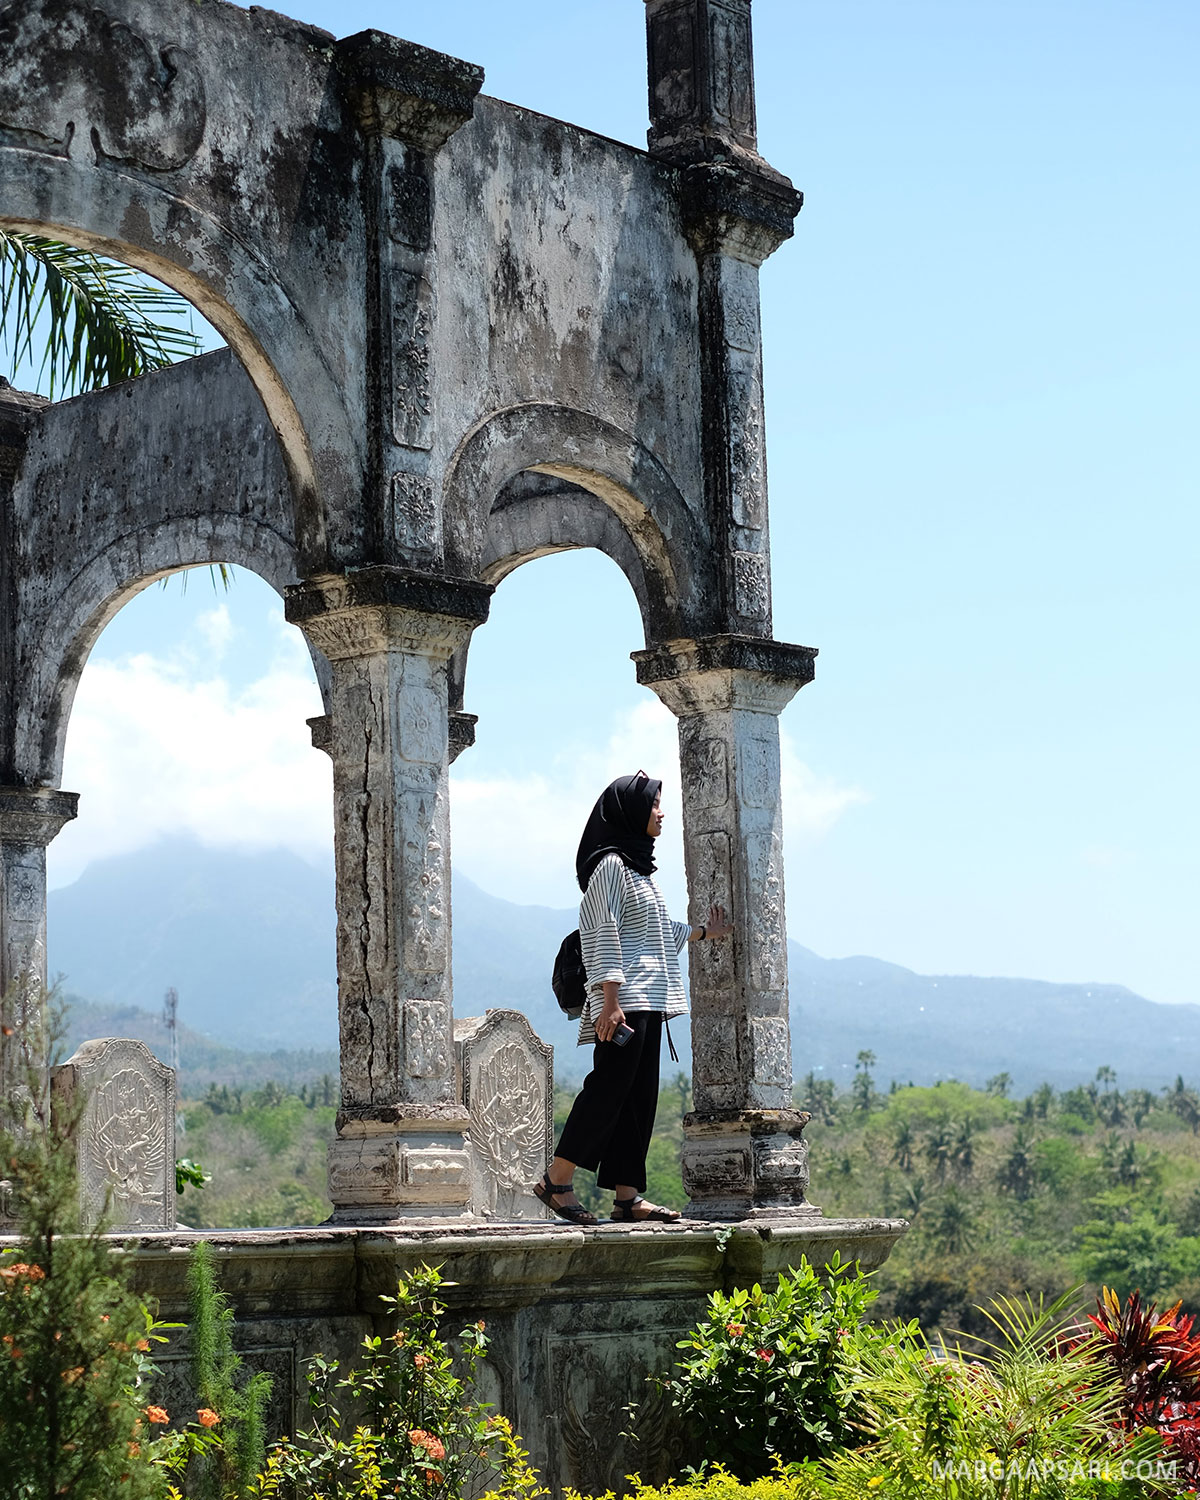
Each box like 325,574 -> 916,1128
101,1218 -> 905,1498
3,349 -> 300,786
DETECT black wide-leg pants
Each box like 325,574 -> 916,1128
554,1012 -> 663,1192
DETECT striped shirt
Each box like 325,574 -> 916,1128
577,853 -> 691,1046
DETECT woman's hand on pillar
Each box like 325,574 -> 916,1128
703,903 -> 733,941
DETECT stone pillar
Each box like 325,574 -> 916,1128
285,567 -> 491,1221
336,31 -> 483,570
0,787 -> 78,1090
634,636 -> 817,1219
646,0 -> 802,640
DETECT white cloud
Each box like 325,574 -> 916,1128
46,616 -> 868,930
449,700 -> 869,918
47,627 -> 330,889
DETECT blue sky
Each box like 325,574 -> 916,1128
22,1 -> 1199,1008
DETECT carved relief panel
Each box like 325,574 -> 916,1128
403,998 -> 449,1079
400,788 -> 446,973
51,1038 -> 175,1231
455,1010 -> 553,1219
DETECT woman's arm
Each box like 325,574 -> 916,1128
595,980 -> 626,1042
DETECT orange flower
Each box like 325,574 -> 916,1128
127,1442 -> 141,1458
725,1322 -> 745,1337
409,1429 -> 446,1461
422,1470 -> 444,1487
145,1406 -> 170,1425
413,1352 -> 430,1370
755,1348 -> 773,1363
135,1339 -> 150,1352
196,1408 -> 220,1428
476,1319 -> 486,1331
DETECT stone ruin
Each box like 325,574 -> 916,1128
52,1037 -> 177,1231
0,2 -> 907,1490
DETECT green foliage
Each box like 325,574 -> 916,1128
0,230 -> 200,398
814,1289 -> 1168,1499
254,1263 -> 548,1499
180,1241 -> 272,1499
0,985 -> 173,1499
176,1159 -> 210,1195
567,1461 -> 820,1499
654,1254 -> 879,1479
176,1089 -> 335,1228
1074,1210 -> 1200,1301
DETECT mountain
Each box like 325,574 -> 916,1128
46,840 -> 1200,1093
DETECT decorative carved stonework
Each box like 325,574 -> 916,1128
390,270 -> 434,449
550,1330 -> 691,1493
403,998 -> 449,1078
52,1038 -> 175,1231
401,792 -> 446,972
745,828 -> 785,991
0,4 -> 206,171
455,1010 -> 553,1219
390,471 -> 439,558
732,549 -> 770,620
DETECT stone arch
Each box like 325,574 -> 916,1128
17,518 -> 308,789
0,190 -> 354,569
442,403 -> 713,648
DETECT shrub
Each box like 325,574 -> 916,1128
567,1461 -> 820,1499
0,985 -> 170,1499
652,1253 -> 879,1480
815,1288 -> 1170,1499
253,1263 -> 547,1499
1080,1285 -> 1200,1488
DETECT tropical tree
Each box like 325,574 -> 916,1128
890,1120 -> 915,1173
851,1050 -> 876,1115
996,1124 -> 1038,1201
0,229 -> 199,398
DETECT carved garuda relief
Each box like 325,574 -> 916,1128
0,0 -> 206,170
51,1037 -> 176,1231
455,1010 -> 553,1220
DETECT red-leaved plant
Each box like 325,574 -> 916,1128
1076,1285 -> 1200,1488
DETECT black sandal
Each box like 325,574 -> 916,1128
532,1172 -> 598,1225
611,1194 -> 681,1223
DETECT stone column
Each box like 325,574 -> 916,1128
634,636 -> 817,1219
285,567 -> 490,1221
646,0 -> 802,639
0,787 -> 78,1092
336,31 -> 483,570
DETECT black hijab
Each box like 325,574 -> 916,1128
576,772 -> 661,892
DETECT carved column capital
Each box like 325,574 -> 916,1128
0,787 -> 79,845
285,569 -> 492,662
633,634 -> 816,716
337,31 -> 483,148
680,162 -> 803,267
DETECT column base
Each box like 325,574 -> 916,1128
327,1111 -> 473,1222
681,1108 -> 819,1221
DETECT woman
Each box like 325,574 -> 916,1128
534,771 -> 731,1224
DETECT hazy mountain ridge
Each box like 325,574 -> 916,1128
46,840 -> 1199,1092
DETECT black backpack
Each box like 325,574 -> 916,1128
551,930 -> 586,1020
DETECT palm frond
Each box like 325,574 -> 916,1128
0,230 -> 200,398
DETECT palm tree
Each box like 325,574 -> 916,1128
923,1120 -> 955,1184
1,230 -> 199,398
890,1120 -> 915,1173
925,1189 -> 976,1254
996,1125 -> 1038,1201
951,1116 -> 976,1179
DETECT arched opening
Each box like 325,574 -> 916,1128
448,544 -> 693,1073
45,563 -> 338,1230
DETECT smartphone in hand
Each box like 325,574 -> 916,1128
613,1023 -> 635,1046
